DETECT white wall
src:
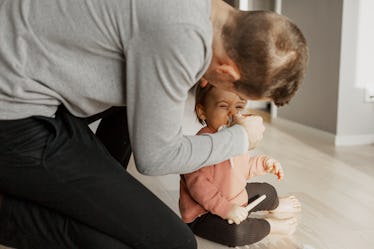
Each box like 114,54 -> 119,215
335,0 -> 374,145
355,0 -> 374,90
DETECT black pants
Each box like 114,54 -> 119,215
0,107 -> 196,249
188,183 -> 279,247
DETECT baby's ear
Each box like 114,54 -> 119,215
195,104 -> 206,121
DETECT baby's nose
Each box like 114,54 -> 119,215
228,107 -> 238,115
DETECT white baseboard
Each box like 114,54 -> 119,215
335,134 -> 374,146
274,118 -> 374,146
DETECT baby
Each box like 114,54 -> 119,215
179,84 -> 301,247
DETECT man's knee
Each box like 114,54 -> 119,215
180,235 -> 197,249
172,224 -> 197,249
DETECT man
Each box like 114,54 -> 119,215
0,0 -> 308,248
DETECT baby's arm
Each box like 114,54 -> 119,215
184,166 -> 246,224
248,156 -> 284,180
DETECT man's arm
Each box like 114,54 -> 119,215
125,26 -> 248,175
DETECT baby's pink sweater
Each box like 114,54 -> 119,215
179,126 -> 268,223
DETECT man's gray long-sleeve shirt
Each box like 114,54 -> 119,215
0,0 -> 248,175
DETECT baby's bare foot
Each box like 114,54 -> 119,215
268,196 -> 301,219
266,217 -> 297,236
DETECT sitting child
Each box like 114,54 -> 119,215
179,84 -> 301,247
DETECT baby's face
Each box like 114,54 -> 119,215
203,88 -> 246,131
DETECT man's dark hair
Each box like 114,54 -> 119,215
222,10 -> 309,106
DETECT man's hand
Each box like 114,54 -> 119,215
226,205 -> 248,225
232,114 -> 265,150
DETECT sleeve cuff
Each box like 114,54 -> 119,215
229,124 -> 249,154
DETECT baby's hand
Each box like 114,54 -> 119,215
226,205 -> 248,225
265,158 -> 284,180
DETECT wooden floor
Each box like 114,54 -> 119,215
127,116 -> 374,249
1,113 -> 373,249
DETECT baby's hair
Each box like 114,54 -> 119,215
194,84 -> 214,125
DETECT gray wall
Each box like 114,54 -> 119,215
278,0 -> 374,144
278,0 -> 343,134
